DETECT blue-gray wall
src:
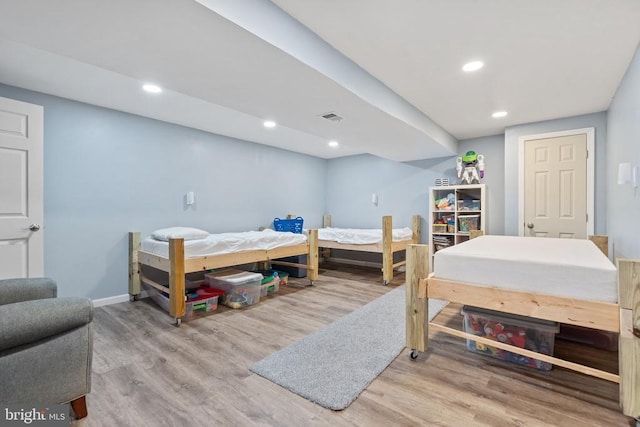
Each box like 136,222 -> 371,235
459,135 -> 505,235
503,112 -> 608,236
325,133 -> 506,244
607,43 -> 640,259
325,153 -> 453,244
0,84 -> 327,299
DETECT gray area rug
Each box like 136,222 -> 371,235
250,285 -> 448,410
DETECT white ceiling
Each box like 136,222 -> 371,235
1,0 -> 639,161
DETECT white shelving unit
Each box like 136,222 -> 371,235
429,184 -> 486,266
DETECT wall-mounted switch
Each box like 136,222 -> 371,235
372,193 -> 378,206
186,191 -> 195,205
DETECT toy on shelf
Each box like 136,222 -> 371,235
434,193 -> 455,210
456,151 -> 485,184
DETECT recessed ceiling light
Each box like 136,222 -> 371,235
263,120 -> 277,128
492,111 -> 508,118
328,140 -> 339,148
462,61 -> 484,72
142,83 -> 162,94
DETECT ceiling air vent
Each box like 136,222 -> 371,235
320,112 -> 344,122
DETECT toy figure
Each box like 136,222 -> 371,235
456,150 -> 485,184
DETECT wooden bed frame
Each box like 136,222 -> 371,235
128,230 -> 319,326
319,214 -> 421,285
405,237 -> 640,421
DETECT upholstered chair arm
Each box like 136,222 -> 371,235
0,297 -> 93,352
0,278 -> 57,305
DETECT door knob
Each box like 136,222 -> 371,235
526,222 -> 534,229
28,224 -> 41,232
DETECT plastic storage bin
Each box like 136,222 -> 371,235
252,269 -> 282,296
273,217 -> 304,234
260,278 -> 280,297
205,269 -> 262,309
144,283 -> 222,320
457,199 -> 481,211
462,306 -> 559,371
432,223 -> 447,233
276,271 -> 289,286
458,214 -> 480,232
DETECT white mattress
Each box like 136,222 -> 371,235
141,229 -> 307,259
318,227 -> 413,245
433,235 -> 617,303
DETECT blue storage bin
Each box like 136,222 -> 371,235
273,217 -> 304,234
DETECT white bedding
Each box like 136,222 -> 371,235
318,227 -> 413,245
433,235 -> 617,303
141,229 -> 307,259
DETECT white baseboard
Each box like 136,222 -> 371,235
92,291 -> 148,307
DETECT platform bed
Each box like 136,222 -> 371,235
319,214 -> 421,285
405,236 -> 640,423
128,230 -> 318,326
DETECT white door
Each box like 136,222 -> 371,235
523,132 -> 588,238
0,96 -> 44,278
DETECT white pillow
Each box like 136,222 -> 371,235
151,227 -> 209,241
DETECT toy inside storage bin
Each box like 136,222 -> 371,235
462,306 -> 559,371
273,217 -> 304,234
143,283 -> 222,320
205,269 -> 262,309
458,214 -> 480,232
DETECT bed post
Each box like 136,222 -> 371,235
411,214 -> 421,243
307,229 -> 319,283
617,259 -> 640,420
382,215 -> 393,285
406,243 -> 429,359
321,214 -> 331,260
128,232 -> 141,301
168,238 -> 186,326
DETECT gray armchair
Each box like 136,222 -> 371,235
0,278 -> 93,419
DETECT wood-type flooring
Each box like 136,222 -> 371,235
73,262 -> 632,427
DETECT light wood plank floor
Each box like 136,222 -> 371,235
74,263 -> 632,427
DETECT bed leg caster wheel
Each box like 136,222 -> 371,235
129,294 -> 139,302
409,349 -> 419,360
383,280 -> 389,286
309,280 -> 315,286
174,317 -> 182,327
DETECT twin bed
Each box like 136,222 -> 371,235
319,214 -> 421,284
128,214 -> 419,324
406,235 -> 640,421
129,227 -> 318,325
